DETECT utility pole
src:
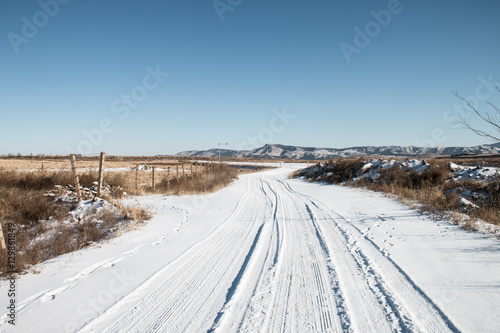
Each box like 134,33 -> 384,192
218,142 -> 228,164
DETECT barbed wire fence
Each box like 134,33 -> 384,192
64,153 -> 217,199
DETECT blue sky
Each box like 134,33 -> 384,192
1,0 -> 500,155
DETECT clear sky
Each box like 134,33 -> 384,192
1,0 -> 500,155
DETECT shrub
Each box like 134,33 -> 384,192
155,164 -> 239,195
296,158 -> 498,227
0,170 -> 151,276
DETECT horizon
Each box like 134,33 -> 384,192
2,1 -> 500,155
2,141 -> 498,158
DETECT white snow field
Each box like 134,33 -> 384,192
1,166 -> 499,332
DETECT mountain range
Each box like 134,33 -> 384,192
176,143 -> 500,160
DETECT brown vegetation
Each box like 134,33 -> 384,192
294,157 -> 500,229
0,170 -> 150,276
0,160 -> 255,275
154,164 -> 239,195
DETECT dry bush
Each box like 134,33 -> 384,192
461,220 -> 480,232
296,157 -> 367,183
111,200 -> 152,223
103,172 -> 135,198
0,188 -> 71,227
377,166 -> 412,188
0,204 -> 151,276
375,161 -> 450,190
0,170 -> 152,276
0,170 -> 96,191
486,177 -> 500,209
300,158 -> 500,227
470,206 -> 500,226
0,162 -> 244,275
362,164 -> 459,215
327,157 -> 367,183
288,170 -> 302,179
154,164 -> 239,195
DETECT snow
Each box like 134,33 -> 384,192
451,165 -> 500,182
1,166 -> 499,332
354,159 -> 429,182
301,159 -> 500,218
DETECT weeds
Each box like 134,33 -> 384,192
295,157 -> 500,228
154,164 -> 239,195
0,162 -> 240,275
0,170 -> 151,276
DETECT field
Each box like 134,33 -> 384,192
0,155 -> 271,275
0,165 -> 498,332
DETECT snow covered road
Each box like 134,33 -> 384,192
1,166 -> 499,332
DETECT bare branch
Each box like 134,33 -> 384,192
453,90 -> 500,142
456,116 -> 500,141
492,81 -> 500,94
487,102 -> 500,116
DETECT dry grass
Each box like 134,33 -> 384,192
0,155 -> 307,172
154,164 -> 239,195
110,200 -> 152,223
358,160 -> 461,215
99,163 -> 243,196
0,169 -> 152,276
0,161 -> 245,275
296,157 -> 500,227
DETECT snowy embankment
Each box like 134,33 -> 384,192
298,159 -> 500,236
302,159 -> 499,184
1,166 -> 499,332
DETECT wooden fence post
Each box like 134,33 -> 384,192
0,223 -> 6,252
136,165 -> 139,190
69,154 -> 82,201
152,166 -> 155,191
97,152 -> 105,198
167,167 -> 170,191
182,163 -> 186,180
176,164 -> 179,180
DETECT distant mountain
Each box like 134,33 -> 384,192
176,143 -> 500,160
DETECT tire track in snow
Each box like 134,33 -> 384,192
208,223 -> 265,331
77,171 -> 460,333
277,178 -> 459,332
250,179 -> 345,333
210,180 -> 284,332
78,177 -> 271,333
328,207 -> 460,332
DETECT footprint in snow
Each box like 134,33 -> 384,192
37,245 -> 147,307
65,245 -> 146,284
41,284 -> 75,303
121,244 -> 146,256
64,259 -> 115,284
152,236 -> 167,245
102,256 -> 126,268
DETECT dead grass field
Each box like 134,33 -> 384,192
0,157 -> 180,171
0,157 -> 229,195
0,155 -> 307,171
0,156 -> 271,275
